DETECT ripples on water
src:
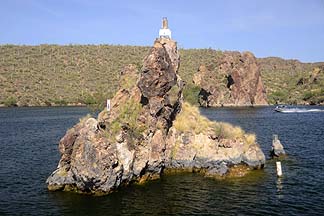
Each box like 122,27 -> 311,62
0,106 -> 324,215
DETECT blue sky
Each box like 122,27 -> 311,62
1,0 -> 324,62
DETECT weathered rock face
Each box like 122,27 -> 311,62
47,39 -> 265,195
270,135 -> 286,158
167,128 -> 265,173
47,38 -> 183,194
165,102 -> 265,177
193,51 -> 268,107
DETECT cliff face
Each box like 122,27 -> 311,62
46,39 -> 265,195
193,51 -> 268,107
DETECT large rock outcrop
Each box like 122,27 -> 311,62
166,102 -> 265,176
193,51 -> 268,107
46,38 -> 265,195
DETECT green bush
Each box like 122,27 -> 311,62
81,94 -> 96,105
268,90 -> 289,104
86,91 -> 114,112
52,98 -> 67,106
110,99 -> 146,137
183,84 -> 201,105
3,96 -> 17,107
303,91 -> 314,101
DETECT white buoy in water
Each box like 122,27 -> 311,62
106,99 -> 111,111
276,161 -> 283,177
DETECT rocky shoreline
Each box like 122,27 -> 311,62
46,38 -> 265,195
2,102 -> 323,108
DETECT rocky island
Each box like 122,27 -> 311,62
46,38 -> 265,195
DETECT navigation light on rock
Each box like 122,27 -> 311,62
159,17 -> 172,39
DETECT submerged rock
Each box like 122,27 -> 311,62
47,38 -> 265,195
193,51 -> 268,107
270,135 -> 286,158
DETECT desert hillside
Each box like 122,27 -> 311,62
0,44 -> 323,107
258,57 -> 324,104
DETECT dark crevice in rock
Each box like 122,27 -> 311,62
46,38 -> 265,196
193,52 -> 268,106
140,95 -> 149,106
198,88 -> 211,107
226,74 -> 235,89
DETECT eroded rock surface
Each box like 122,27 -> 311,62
47,38 -> 265,195
165,102 -> 265,177
193,51 -> 268,107
270,135 -> 286,158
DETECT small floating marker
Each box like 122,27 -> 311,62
106,99 -> 111,112
276,161 -> 283,177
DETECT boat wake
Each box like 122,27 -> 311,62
277,108 -> 324,113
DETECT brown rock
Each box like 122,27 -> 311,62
165,103 -> 265,176
47,38 -> 184,194
193,51 -> 268,106
138,38 -> 178,98
46,38 -> 265,195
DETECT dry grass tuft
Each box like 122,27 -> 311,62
245,134 -> 256,146
174,102 -> 257,146
173,102 -> 214,134
214,122 -> 244,139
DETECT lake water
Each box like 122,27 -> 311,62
0,106 -> 324,215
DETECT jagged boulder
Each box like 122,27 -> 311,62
138,38 -> 179,98
193,51 -> 268,107
47,38 -> 265,195
270,135 -> 286,158
47,38 -> 184,194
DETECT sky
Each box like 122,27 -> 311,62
1,0 -> 324,62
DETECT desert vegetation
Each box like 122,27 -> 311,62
0,44 -> 149,107
0,44 -> 323,107
258,58 -> 324,105
174,102 -> 256,144
109,98 -> 146,138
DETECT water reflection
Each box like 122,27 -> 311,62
276,178 -> 284,199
